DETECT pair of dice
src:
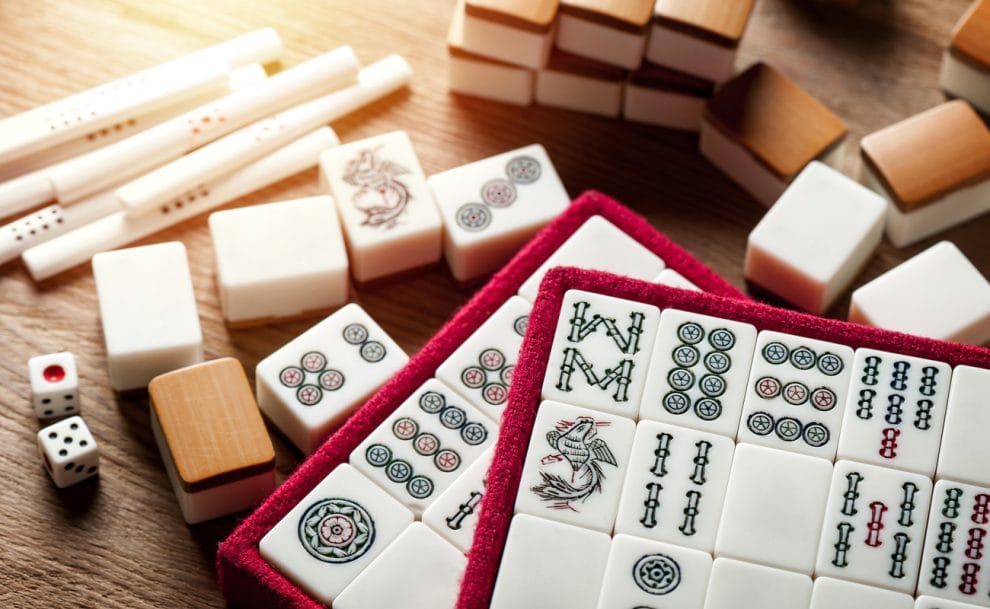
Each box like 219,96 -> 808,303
30,351 -> 99,489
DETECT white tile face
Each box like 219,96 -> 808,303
490,514 -> 611,609
815,460 -> 933,594
938,365 -> 990,487
597,534 -> 713,609
92,242 -> 203,391
435,296 -> 531,422
320,131 -> 441,282
422,445 -> 493,553
37,416 -> 99,488
849,241 -> 990,346
542,290 -> 661,418
639,309 -> 757,437
518,215 -> 665,302
28,351 -> 80,419
714,444 -> 831,574
837,348 -> 950,477
745,161 -> 886,315
653,268 -> 700,291
917,479 -> 990,606
208,196 -> 348,325
333,523 -> 465,609
255,304 -> 409,454
259,464 -> 414,604
614,420 -> 734,552
515,400 -> 636,533
916,595 -> 987,609
736,331 -> 854,459
428,144 -> 569,282
350,378 -> 496,516
810,577 -> 913,609
703,557 -> 812,609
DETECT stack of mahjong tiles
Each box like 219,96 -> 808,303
447,0 -> 753,131
216,192 -> 748,609
457,267 -> 990,609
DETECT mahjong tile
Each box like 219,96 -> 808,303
809,577 -> 913,609
350,378 -> 496,516
837,348 -> 951,477
736,331 -> 853,459
714,444 -> 832,574
542,290 -> 660,419
427,144 -> 569,282
517,215 -> 665,302
937,365 -> 990,488
639,309 -> 757,437
917,479 -> 990,606
258,464 -> 414,604
614,420 -> 734,552
596,534 -> 713,609
422,445 -> 494,553
515,400 -> 636,533
435,296 -> 531,422
916,596 -> 987,609
703,557 -> 812,609
255,304 -> 409,454
815,460 -> 933,594
654,268 -> 700,291
489,514 -> 611,609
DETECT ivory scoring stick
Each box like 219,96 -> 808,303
119,54 -> 413,217
0,46 -> 359,219
0,65 -> 269,265
22,127 -> 339,281
0,28 -> 281,168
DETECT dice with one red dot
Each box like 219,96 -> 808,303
28,351 -> 80,419
37,416 -> 99,488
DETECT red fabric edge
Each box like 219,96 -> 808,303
216,190 -> 745,609
457,266 -> 990,609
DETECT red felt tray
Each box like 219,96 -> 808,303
456,266 -> 990,609
216,190 -> 746,609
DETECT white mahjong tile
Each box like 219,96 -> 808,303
837,348 -> 951,477
809,577 -> 913,609
333,523 -> 466,609
714,444 -> 832,575
319,131 -> 442,282
515,400 -> 636,533
255,304 -> 409,454
517,215 -> 666,302
815,460 -> 933,594
639,309 -> 758,437
596,534 -> 713,609
654,268 -> 701,291
916,596 -> 987,609
937,366 -> 990,487
350,378 -> 496,516
422,445 -> 493,553
703,557 -> 813,609
427,144 -> 569,282
917,479 -> 990,606
542,290 -> 660,418
435,296 -> 531,422
736,331 -> 854,459
258,464 -> 414,605
614,420 -> 734,552
490,514 -> 611,609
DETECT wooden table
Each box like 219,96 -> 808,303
0,0 -> 983,606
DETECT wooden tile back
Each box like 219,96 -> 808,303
952,0 -> 990,69
466,0 -> 559,32
654,0 -> 756,47
561,0 -> 655,31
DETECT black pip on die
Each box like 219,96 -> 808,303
542,290 -> 660,418
815,459 -> 933,594
837,348 -> 951,477
917,480 -> 990,607
639,309 -> 757,438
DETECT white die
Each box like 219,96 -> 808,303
28,351 -> 80,419
37,415 -> 99,488
255,304 -> 409,454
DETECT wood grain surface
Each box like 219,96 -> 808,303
0,1 -> 986,607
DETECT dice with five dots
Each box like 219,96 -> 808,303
37,416 -> 99,488
29,351 -> 80,419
